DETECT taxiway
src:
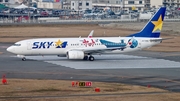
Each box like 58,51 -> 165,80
1,43 -> 180,92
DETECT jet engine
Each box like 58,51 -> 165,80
67,51 -> 84,59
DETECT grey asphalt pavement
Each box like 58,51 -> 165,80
1,43 -> 180,92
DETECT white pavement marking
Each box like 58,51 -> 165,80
0,46 -> 9,48
22,55 -> 180,69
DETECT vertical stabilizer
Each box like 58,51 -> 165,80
127,7 -> 166,38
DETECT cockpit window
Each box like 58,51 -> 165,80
13,44 -> 21,46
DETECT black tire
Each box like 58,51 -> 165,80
22,58 -> 26,61
83,56 -> 88,60
89,56 -> 94,61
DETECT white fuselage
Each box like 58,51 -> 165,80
7,37 -> 161,56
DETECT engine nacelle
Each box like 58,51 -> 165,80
67,51 -> 84,59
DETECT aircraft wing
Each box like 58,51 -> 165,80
79,30 -> 94,38
70,47 -> 126,54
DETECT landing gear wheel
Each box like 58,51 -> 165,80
83,56 -> 88,60
22,57 -> 26,61
89,56 -> 94,61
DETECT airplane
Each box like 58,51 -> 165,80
7,7 -> 167,61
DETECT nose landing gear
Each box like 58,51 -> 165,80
17,55 -> 26,61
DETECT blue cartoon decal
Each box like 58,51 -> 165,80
128,39 -> 138,48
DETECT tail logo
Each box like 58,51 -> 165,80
151,15 -> 163,33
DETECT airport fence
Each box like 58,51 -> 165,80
0,17 -> 180,25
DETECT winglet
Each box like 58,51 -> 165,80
88,30 -> 94,38
127,7 -> 166,38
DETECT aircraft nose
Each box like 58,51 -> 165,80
6,46 -> 14,53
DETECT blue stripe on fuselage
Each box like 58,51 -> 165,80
99,39 -> 126,48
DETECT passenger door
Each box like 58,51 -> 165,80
27,41 -> 32,50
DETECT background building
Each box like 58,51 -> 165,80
71,0 -> 92,10
0,0 -> 15,5
63,2 -> 71,9
65,0 -> 146,12
150,0 -> 163,8
92,0 -> 145,12
1,0 -> 180,11
36,0 -> 62,9
123,0 -> 145,11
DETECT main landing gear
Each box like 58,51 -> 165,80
83,55 -> 95,61
89,56 -> 94,61
22,57 -> 26,61
83,56 -> 88,60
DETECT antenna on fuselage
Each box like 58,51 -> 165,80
103,31 -> 106,36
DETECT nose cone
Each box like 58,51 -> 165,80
6,46 -> 14,53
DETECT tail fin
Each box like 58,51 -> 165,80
127,7 -> 166,38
